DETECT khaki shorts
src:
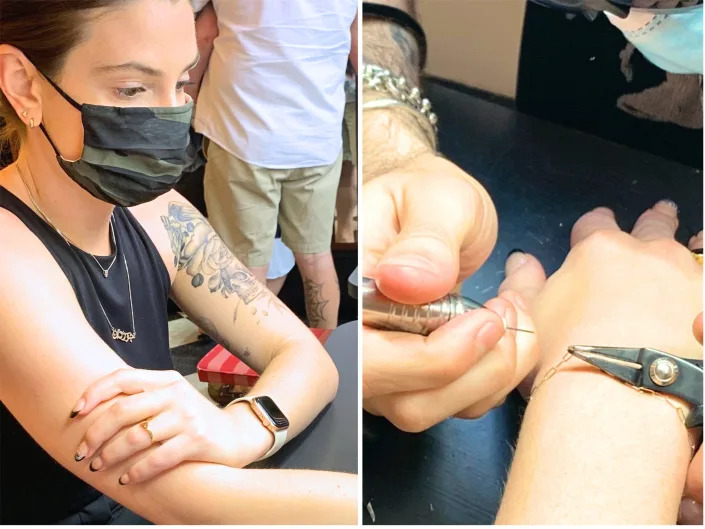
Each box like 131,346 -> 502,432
203,139 -> 343,267
342,101 -> 357,163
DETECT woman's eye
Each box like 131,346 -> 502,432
115,86 -> 146,99
176,80 -> 195,91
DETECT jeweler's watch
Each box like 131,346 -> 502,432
226,395 -> 289,461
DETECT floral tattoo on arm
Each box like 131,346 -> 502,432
161,201 -> 265,304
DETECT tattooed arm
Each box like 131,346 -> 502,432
157,192 -> 339,445
362,0 -> 435,180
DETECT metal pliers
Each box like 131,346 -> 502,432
568,345 -> 703,428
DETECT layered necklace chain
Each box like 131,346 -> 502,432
16,164 -> 136,343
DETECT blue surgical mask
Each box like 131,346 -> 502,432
618,7 -> 703,74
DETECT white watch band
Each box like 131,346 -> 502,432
226,396 -> 288,461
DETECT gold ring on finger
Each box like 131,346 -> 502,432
140,419 -> 155,444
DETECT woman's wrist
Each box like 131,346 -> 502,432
220,401 -> 275,467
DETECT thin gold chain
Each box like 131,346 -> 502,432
529,351 -> 574,400
15,163 -> 136,342
529,350 -> 696,455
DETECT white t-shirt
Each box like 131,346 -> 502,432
193,0 -> 357,169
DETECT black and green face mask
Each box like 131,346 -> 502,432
39,73 -> 203,207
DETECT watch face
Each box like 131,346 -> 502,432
254,396 -> 289,429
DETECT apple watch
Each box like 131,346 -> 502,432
225,395 -> 289,461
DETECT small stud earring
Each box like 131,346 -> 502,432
21,109 -> 28,118
29,118 -> 35,129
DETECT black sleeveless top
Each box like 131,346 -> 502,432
0,186 -> 173,523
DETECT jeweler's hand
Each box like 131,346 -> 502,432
362,153 -> 540,430
69,368 -> 272,484
363,153 -> 497,304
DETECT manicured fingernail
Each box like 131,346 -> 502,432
506,248 -> 524,259
476,320 -> 503,353
75,442 -> 87,462
89,457 -> 102,472
657,199 -> 678,213
380,255 -> 438,274
70,399 -> 85,418
677,497 -> 702,525
119,474 -> 130,485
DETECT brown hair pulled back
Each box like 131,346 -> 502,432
0,0 -> 182,159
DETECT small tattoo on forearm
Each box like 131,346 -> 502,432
196,316 -> 232,352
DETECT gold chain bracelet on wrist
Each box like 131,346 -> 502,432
530,352 -> 698,456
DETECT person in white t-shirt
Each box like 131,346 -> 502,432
189,0 -> 358,329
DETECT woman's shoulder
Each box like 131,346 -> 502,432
127,190 -> 196,284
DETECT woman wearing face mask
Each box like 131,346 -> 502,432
0,0 -> 356,524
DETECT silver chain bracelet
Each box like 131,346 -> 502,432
361,63 -> 438,138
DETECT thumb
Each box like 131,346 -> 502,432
374,174 -> 496,304
375,219 -> 461,305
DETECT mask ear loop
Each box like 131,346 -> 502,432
36,70 -> 83,163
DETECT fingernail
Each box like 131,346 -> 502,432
119,474 -> 130,485
74,442 -> 87,462
380,255 -> 438,274
476,320 -> 503,353
506,251 -> 528,273
70,399 -> 85,418
89,457 -> 102,472
677,497 -> 703,525
657,199 -> 678,213
506,248 -> 524,259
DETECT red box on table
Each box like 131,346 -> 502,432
197,328 -> 333,386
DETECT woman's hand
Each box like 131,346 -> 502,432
500,200 -> 702,377
70,369 -> 272,484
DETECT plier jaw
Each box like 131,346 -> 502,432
568,345 -> 704,428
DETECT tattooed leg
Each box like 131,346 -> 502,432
295,250 -> 340,329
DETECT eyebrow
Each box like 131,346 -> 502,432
93,52 -> 201,76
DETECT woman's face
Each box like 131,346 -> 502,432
40,0 -> 199,160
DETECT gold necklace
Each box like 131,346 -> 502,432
16,163 -> 136,343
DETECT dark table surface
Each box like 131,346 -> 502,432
362,79 -> 703,525
253,320 -> 358,474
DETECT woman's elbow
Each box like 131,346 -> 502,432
321,351 -> 339,404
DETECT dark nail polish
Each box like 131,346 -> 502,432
69,410 -> 79,419
506,248 -> 524,259
74,452 -> 85,462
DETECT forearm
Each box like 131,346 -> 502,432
496,360 -> 693,523
251,340 -> 338,439
186,2 -> 218,101
350,12 -> 359,74
362,1 -> 434,180
127,463 -> 357,525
